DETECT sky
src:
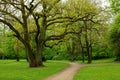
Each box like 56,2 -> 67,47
101,0 -> 110,7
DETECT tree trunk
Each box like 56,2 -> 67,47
84,21 -> 92,64
89,43 -> 92,63
16,54 -> 20,62
69,51 -> 74,61
24,36 -> 44,67
79,36 -> 85,63
82,47 -> 85,63
22,11 -> 41,67
35,45 -> 44,67
25,45 -> 36,67
2,54 -> 5,60
71,39 -> 75,61
86,41 -> 91,63
87,47 -> 92,63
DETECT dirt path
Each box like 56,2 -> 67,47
44,62 -> 84,80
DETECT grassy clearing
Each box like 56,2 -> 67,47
78,58 -> 115,64
0,60 -> 68,80
74,59 -> 120,80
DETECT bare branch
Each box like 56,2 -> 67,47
47,14 -> 92,27
44,40 -> 63,48
0,19 -> 25,44
0,9 -> 23,25
33,14 -> 41,44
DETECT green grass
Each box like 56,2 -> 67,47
78,58 -> 115,64
0,60 -> 68,80
74,59 -> 120,80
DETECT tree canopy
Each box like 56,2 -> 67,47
0,0 -> 116,67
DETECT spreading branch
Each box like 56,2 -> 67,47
0,19 -> 25,44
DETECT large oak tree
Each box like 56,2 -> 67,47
0,0 -> 106,67
0,0 -> 87,67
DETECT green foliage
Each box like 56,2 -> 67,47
43,43 -> 69,60
92,44 -> 112,60
64,0 -> 98,17
0,0 -> 112,63
109,13 -> 120,61
109,13 -> 120,43
109,0 -> 120,61
52,53 -> 70,60
0,35 -> 15,59
0,33 -> 26,59
109,0 -> 120,14
43,48 -> 57,60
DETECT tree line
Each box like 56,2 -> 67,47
0,0 -> 119,68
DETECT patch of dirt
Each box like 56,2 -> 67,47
44,62 -> 84,80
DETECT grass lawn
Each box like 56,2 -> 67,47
0,60 -> 68,80
74,59 -> 120,80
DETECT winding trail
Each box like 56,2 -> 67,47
45,62 -> 84,80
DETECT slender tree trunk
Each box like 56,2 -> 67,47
16,54 -> 20,62
16,40 -> 20,62
66,40 -> 73,61
16,56 -> 19,62
89,44 -> 92,63
86,40 -> 91,63
70,52 -> 74,61
79,36 -> 85,63
84,21 -> 92,64
89,28 -> 92,63
2,54 -> 5,60
71,39 -> 75,61
82,47 -> 85,63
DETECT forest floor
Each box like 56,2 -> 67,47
44,62 -> 84,80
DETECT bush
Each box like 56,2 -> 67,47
52,53 -> 70,60
43,48 -> 57,60
92,52 -> 110,60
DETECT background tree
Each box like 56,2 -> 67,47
109,13 -> 120,61
0,0 -> 95,67
109,0 -> 120,61
0,0 -> 112,67
0,23 -> 7,60
109,0 -> 120,14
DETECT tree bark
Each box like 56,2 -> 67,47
20,0 -> 43,67
15,54 -> 20,62
2,54 -> 5,60
84,21 -> 92,64
79,36 -> 85,63
82,47 -> 85,63
35,45 -> 44,67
